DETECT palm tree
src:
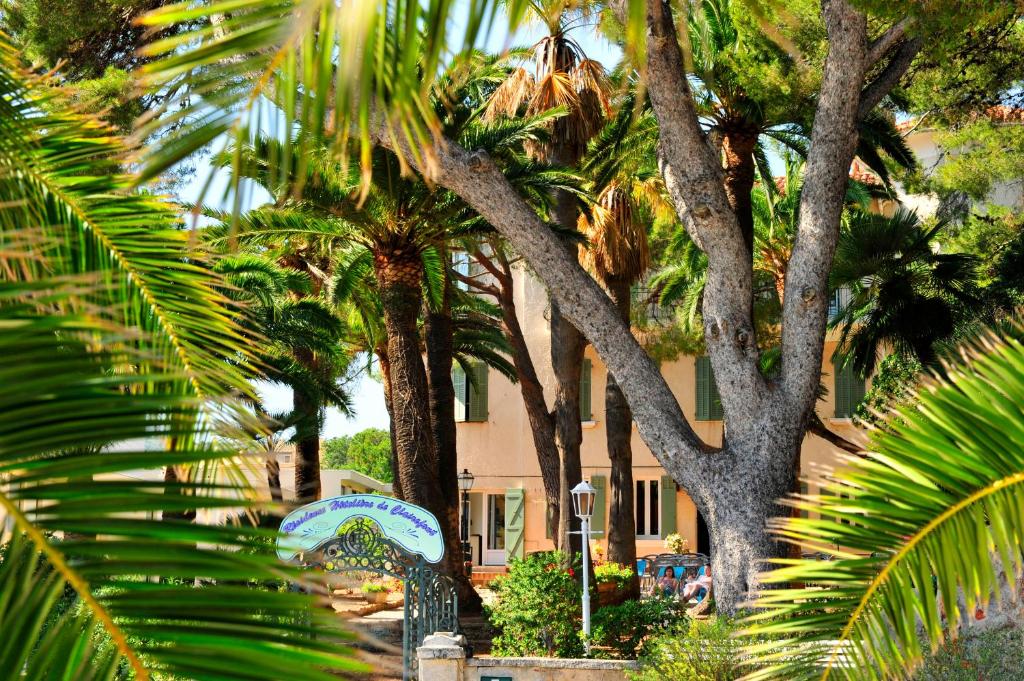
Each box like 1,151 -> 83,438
484,0 -> 609,557
744,330 -> 1024,681
0,38 -> 360,679
830,209 -> 982,375
210,251 -> 355,505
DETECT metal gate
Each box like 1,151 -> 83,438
304,517 -> 459,679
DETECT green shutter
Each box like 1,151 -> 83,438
579,358 -> 592,421
467,362 -> 488,422
505,488 -> 525,561
833,362 -> 865,418
590,475 -> 606,534
659,475 -> 676,538
696,357 -> 722,420
453,364 -> 467,422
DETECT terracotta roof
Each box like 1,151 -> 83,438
848,159 -> 882,186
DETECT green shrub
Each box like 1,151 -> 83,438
629,616 -> 750,681
913,624 -> 1024,680
360,582 -> 388,594
594,561 -> 634,588
591,596 -> 685,659
487,551 -> 584,658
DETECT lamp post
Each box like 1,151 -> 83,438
457,468 -> 475,568
571,480 -> 596,653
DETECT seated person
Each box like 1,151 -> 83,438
681,564 -> 712,602
656,570 -> 677,597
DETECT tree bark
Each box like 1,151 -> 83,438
292,346 -> 322,503
424,262 -> 482,612
603,278 -> 639,600
266,456 -> 283,504
377,347 -> 404,500
551,301 -> 585,560
372,247 -> 443,517
721,125 -> 760,257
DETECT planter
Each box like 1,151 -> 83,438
364,591 -> 388,604
597,581 -> 623,606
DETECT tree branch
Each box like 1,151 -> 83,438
618,0 -> 766,429
806,413 -> 863,455
866,17 -> 911,66
858,36 -> 923,119
781,0 -> 868,410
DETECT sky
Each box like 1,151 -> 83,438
177,9 -> 622,439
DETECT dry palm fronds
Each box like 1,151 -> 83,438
580,182 -> 650,283
484,67 -> 535,120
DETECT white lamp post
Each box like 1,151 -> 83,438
571,480 -> 596,653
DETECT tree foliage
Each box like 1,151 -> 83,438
322,428 -> 393,482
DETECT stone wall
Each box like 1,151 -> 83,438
417,633 -> 637,681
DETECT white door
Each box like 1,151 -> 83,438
483,494 -> 506,565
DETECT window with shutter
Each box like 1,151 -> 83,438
452,364 -> 467,422
579,358 -> 592,421
695,356 -> 724,421
467,362 -> 489,422
505,488 -> 525,561
452,251 -> 471,291
833,360 -> 866,418
634,479 -> 664,539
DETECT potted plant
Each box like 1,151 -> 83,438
594,562 -> 634,605
361,581 -> 389,604
663,533 -> 690,555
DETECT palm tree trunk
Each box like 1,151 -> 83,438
551,301 -> 584,560
424,263 -> 482,612
292,346 -> 322,503
721,126 -> 760,257
266,457 -> 283,504
603,278 -> 639,599
377,348 -> 404,500
372,246 -> 449,554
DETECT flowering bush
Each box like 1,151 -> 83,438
663,533 -> 690,554
487,551 -> 584,658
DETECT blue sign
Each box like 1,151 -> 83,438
277,494 -> 445,563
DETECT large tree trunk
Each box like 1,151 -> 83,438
603,279 -> 639,599
550,301 -> 584,560
489,256 -> 562,541
372,247 -> 443,513
424,263 -> 482,612
292,346 -> 321,503
377,348 -> 404,500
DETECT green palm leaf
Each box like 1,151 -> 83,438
0,36 -> 254,405
2,38 -> 365,680
743,330 -> 1024,681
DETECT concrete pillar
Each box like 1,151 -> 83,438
417,632 -> 467,681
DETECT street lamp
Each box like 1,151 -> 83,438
457,469 -> 475,568
571,480 -> 596,653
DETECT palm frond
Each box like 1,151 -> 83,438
744,330 -> 1024,681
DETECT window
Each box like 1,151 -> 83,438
580,358 -> 592,421
452,251 -> 471,291
280,454 -> 291,464
635,479 -> 660,539
695,356 -> 723,421
833,360 -> 866,418
453,361 -> 488,422
828,286 -> 850,321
